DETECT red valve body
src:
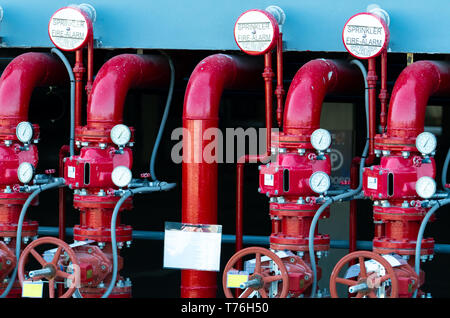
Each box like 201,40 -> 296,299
65,54 -> 170,298
259,133 -> 331,296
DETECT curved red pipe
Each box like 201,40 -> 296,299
86,54 -> 170,129
182,54 -> 261,298
283,59 -> 362,136
387,61 -> 450,139
0,52 -> 67,126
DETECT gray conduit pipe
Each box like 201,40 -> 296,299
413,197 -> 450,298
50,48 -> 75,157
150,52 -> 175,182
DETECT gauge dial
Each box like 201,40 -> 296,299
416,132 -> 436,155
17,162 -> 34,184
311,129 -> 332,151
16,122 -> 34,143
416,176 -> 436,199
309,171 -> 331,194
111,166 -> 132,188
110,124 -> 131,146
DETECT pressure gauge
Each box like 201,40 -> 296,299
111,166 -> 132,188
415,132 -> 436,155
309,171 -> 331,194
16,122 -> 34,143
17,162 -> 34,184
110,124 -> 131,147
311,129 -> 332,152
416,176 -> 436,199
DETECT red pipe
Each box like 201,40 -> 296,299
275,33 -> 285,127
86,38 -> 94,103
0,52 -> 67,126
283,59 -> 363,136
387,60 -> 450,139
379,51 -> 388,134
86,54 -> 170,130
367,58 -> 377,157
74,50 -> 85,127
182,54 -> 261,298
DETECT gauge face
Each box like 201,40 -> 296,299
111,166 -> 132,188
416,176 -> 436,199
415,132 -> 436,155
310,129 -> 332,151
309,171 -> 331,194
110,124 -> 131,146
16,122 -> 34,143
17,162 -> 34,184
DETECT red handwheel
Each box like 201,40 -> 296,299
329,250 -> 399,298
18,237 -> 80,298
222,246 -> 289,298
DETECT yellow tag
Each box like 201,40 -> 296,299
86,269 -> 93,279
227,272 -> 249,288
22,281 -> 44,298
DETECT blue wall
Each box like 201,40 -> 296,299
0,0 -> 448,53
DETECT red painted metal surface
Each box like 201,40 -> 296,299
65,53 -> 170,297
85,54 -> 169,131
275,33 -> 285,127
182,54 -> 261,298
0,53 -> 66,297
376,60 -> 450,151
0,53 -> 66,130
283,59 -> 363,137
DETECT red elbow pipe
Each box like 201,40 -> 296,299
386,61 -> 450,140
0,52 -> 67,127
182,54 -> 261,298
86,54 -> 170,130
283,59 -> 363,136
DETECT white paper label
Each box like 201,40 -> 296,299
163,223 -> 222,272
367,176 -> 378,190
68,166 -> 76,179
234,10 -> 275,54
49,7 -> 89,50
343,13 -> 387,58
264,174 -> 274,186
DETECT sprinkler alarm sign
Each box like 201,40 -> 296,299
342,12 -> 389,59
48,7 -> 92,51
234,9 -> 279,55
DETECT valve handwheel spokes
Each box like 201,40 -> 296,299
222,246 -> 289,298
18,237 -> 80,298
329,250 -> 398,298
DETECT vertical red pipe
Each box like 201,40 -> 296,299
275,33 -> 285,127
182,54 -> 261,298
379,51 -> 388,134
236,51 -> 274,259
86,38 -> 94,103
367,58 -> 377,157
73,50 -> 85,127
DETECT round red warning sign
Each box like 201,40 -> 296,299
342,12 -> 389,59
234,9 -> 279,56
48,6 -> 93,51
